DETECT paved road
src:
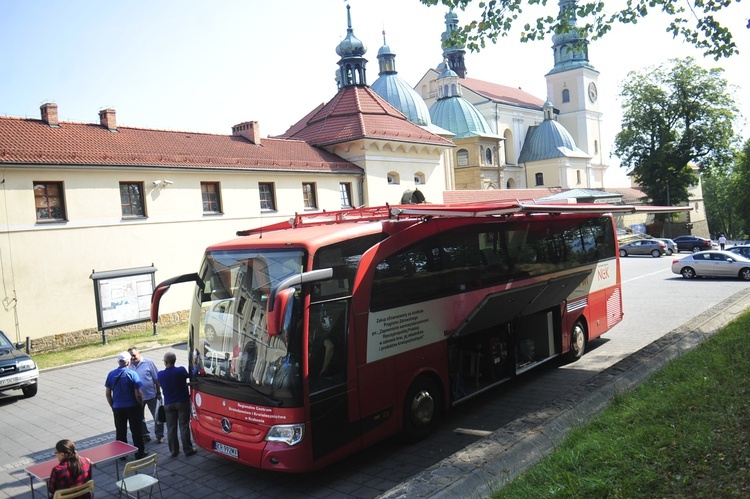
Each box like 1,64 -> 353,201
1,256 -> 748,498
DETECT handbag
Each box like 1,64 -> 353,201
156,398 -> 167,423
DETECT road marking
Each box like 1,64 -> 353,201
622,268 -> 672,284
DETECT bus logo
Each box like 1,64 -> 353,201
221,418 -> 232,433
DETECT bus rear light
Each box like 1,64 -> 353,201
266,424 -> 305,446
191,404 -> 198,420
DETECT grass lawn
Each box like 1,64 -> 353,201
33,322 -> 188,370
492,310 -> 750,498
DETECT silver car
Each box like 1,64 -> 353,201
619,239 -> 666,257
671,251 -> 750,280
655,238 -> 677,256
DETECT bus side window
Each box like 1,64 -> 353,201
309,302 -> 347,391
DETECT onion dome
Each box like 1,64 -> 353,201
335,5 -> 368,88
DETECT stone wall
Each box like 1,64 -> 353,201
27,310 -> 189,354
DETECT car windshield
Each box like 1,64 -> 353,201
0,332 -> 13,349
189,249 -> 305,405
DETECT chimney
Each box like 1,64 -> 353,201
232,121 -> 260,145
99,108 -> 117,131
40,103 -> 59,127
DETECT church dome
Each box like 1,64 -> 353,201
372,75 -> 432,126
336,6 -> 367,57
518,118 -> 585,162
429,96 -> 495,139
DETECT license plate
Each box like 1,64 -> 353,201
213,441 -> 238,458
0,376 -> 20,387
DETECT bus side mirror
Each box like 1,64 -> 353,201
267,287 -> 295,336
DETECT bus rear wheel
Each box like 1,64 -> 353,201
566,321 -> 587,361
402,376 -> 441,442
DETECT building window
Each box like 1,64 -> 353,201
259,182 -> 276,211
485,147 -> 493,165
302,182 -> 317,209
562,89 -> 570,103
119,182 -> 146,217
414,172 -> 425,185
34,181 -> 66,222
201,182 -> 222,214
339,182 -> 352,207
577,170 -> 582,185
456,149 -> 469,167
387,172 -> 400,185
535,173 -> 544,186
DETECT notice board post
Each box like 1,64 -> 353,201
90,265 -> 157,345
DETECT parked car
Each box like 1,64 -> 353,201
654,238 -> 677,255
727,245 -> 750,259
672,235 -> 713,253
204,299 -> 236,341
619,239 -> 667,257
0,329 -> 39,398
671,250 -> 750,280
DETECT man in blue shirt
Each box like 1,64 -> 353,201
128,347 -> 164,444
105,351 -> 146,459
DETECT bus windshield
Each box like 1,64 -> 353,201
191,248 -> 305,405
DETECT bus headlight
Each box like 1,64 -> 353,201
266,424 -> 305,446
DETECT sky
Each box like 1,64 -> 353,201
1,0 -> 748,188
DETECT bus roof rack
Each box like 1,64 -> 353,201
237,201 -> 691,236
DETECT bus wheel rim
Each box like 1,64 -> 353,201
411,390 -> 435,427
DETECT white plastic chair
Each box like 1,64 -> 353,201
52,479 -> 94,499
114,453 -> 162,498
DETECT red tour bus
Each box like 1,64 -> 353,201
150,200 -> 671,472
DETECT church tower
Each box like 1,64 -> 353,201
335,5 -> 368,88
545,0 -> 606,186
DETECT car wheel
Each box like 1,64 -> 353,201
681,267 -> 696,279
651,249 -> 661,257
402,375 -> 441,442
666,249 -> 673,256
22,383 -> 38,398
565,320 -> 587,361
739,268 -> 750,281
205,324 -> 217,342
692,246 -> 701,253
619,249 -> 627,257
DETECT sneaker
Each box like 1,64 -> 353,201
143,435 -> 152,443
156,437 -> 164,444
185,448 -> 197,457
134,452 -> 147,460
171,451 -> 179,458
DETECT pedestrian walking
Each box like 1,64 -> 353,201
719,234 -> 727,250
128,347 -> 164,444
157,351 -> 197,458
105,351 -> 146,459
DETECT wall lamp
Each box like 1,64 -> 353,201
152,180 -> 174,187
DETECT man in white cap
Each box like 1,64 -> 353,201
105,351 -> 146,459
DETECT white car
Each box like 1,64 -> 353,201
671,251 -> 750,280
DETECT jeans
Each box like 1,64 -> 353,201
140,397 -> 165,439
165,400 -> 194,455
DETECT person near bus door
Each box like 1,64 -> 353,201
105,352 -> 146,459
157,351 -> 197,457
128,347 -> 164,444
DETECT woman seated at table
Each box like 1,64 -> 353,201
48,439 -> 93,498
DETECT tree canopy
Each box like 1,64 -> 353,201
614,57 -> 738,209
419,0 -> 744,59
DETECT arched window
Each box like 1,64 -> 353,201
485,147 -> 493,165
594,140 -> 599,154
562,89 -> 570,103
414,172 -> 425,185
456,149 -> 469,167
387,172 -> 400,185
576,170 -> 582,185
535,172 -> 544,186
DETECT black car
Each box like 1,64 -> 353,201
728,245 -> 750,259
672,235 -> 713,253
0,329 -> 39,398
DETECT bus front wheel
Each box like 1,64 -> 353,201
566,321 -> 587,361
402,376 -> 441,442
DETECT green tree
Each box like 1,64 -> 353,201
420,0 -> 743,59
613,57 -> 738,212
703,167 -> 734,238
731,140 -> 750,237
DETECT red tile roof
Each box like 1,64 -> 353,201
0,116 -> 362,173
461,77 -> 545,110
280,86 -> 454,147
